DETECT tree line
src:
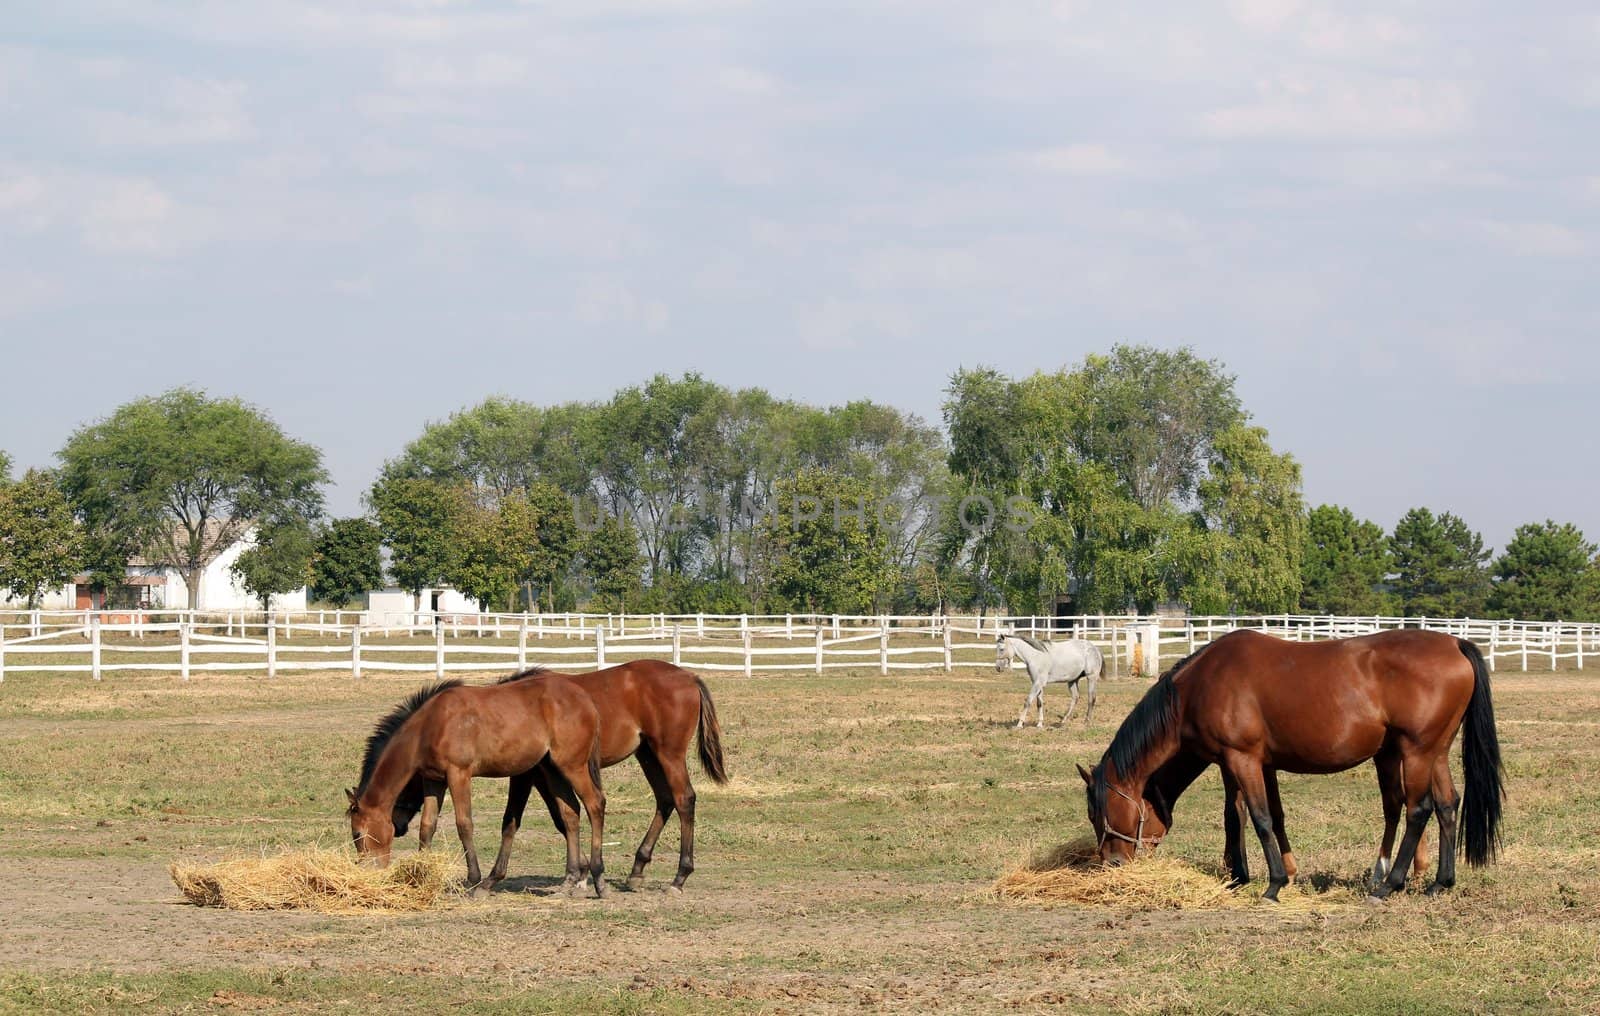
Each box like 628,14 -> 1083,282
2,347 -> 1599,620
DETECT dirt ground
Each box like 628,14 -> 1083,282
2,666 -> 1599,1014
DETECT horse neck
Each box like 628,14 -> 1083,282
358,731 -> 420,813
1109,726 -> 1182,794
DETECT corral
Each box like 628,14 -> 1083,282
1,660 -> 1597,1014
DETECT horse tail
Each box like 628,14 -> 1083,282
695,677 -> 730,785
1458,638 -> 1504,867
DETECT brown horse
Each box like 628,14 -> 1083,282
347,674 -> 609,897
1079,629 -> 1503,901
390,660 -> 729,892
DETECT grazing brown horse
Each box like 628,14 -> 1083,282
392,660 -> 729,893
347,675 -> 609,896
1080,629 -> 1503,901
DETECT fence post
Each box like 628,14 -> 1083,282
352,624 -> 363,679
833,614 -> 841,639
743,625 -> 753,678
266,611 -> 277,679
435,623 -> 446,679
786,613 -> 793,638
879,622 -> 889,676
91,613 -> 102,681
284,611 -> 292,641
672,624 -> 682,666
815,625 -> 824,675
596,626 -> 607,668
518,617 -> 528,670
0,621 -> 7,684
32,608 -> 41,640
1489,624 -> 1499,672
1578,625 -> 1585,671
697,612 -> 705,637
942,622 -> 952,672
180,619 -> 191,682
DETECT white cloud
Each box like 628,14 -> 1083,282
1023,143 -> 1129,176
572,276 -> 670,332
797,298 -> 913,352
1476,220 -> 1588,257
1227,0 -> 1301,33
1200,75 -> 1471,140
91,77 -> 254,147
80,179 -> 184,254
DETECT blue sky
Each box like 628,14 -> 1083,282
3,1 -> 1597,552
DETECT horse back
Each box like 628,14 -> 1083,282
1180,628 -> 1477,771
416,675 -> 599,779
572,660 -> 705,763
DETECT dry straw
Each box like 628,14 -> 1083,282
993,839 -> 1333,911
170,847 -> 461,914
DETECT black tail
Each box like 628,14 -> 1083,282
1458,639 -> 1504,867
695,677 -> 729,785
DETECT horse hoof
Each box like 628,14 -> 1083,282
1423,882 -> 1450,897
624,876 -> 646,891
665,884 -> 683,896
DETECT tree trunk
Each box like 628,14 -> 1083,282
184,567 -> 203,609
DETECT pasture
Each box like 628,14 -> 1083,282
1,661 -> 1598,1014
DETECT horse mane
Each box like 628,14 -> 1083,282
1091,648 -> 1202,815
354,679 -> 464,806
1018,635 -> 1050,653
494,665 -> 551,685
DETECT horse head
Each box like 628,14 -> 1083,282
995,633 -> 1013,673
348,788 -> 395,867
1079,763 -> 1169,865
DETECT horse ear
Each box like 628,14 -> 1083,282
1076,763 -> 1092,786
345,787 -> 357,805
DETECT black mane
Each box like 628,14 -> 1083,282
494,665 -> 551,685
1090,648 -> 1201,817
354,679 -> 463,804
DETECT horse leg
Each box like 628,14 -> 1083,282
1372,754 -> 1401,889
445,769 -> 483,892
626,746 -> 675,890
1221,769 -> 1249,888
1016,683 -> 1036,729
536,763 -> 585,888
1424,754 -> 1461,896
482,770 -> 536,892
1082,667 -> 1098,725
416,779 -> 445,850
1372,752 -> 1430,888
1371,753 -> 1436,901
657,752 -> 698,892
548,742 -> 607,898
1223,754 -> 1289,901
1034,686 -> 1047,729
1264,769 -> 1297,884
1059,679 -> 1080,725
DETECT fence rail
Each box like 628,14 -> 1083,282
2,610 -> 1597,682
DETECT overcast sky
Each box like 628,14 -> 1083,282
3,2 -> 1597,552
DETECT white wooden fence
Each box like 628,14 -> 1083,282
1,610 -> 1597,682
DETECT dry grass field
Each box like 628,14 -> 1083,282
1,658 -> 1598,1014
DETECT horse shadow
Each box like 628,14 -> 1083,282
486,874 -> 574,896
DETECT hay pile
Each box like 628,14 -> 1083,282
993,839 -> 1325,911
170,847 -> 460,913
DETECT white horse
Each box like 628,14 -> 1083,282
996,632 -> 1103,728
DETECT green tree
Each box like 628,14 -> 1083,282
58,389 -> 326,609
1300,505 -> 1393,614
311,518 -> 384,607
1188,424 -> 1305,613
0,450 -> 12,485
452,499 -> 528,612
762,469 -> 893,613
0,469 -> 84,608
581,512 -> 644,612
1389,508 -> 1491,617
230,520 -> 315,611
943,346 -> 1296,614
370,477 -> 469,597
515,483 -> 580,612
1488,521 -> 1598,620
